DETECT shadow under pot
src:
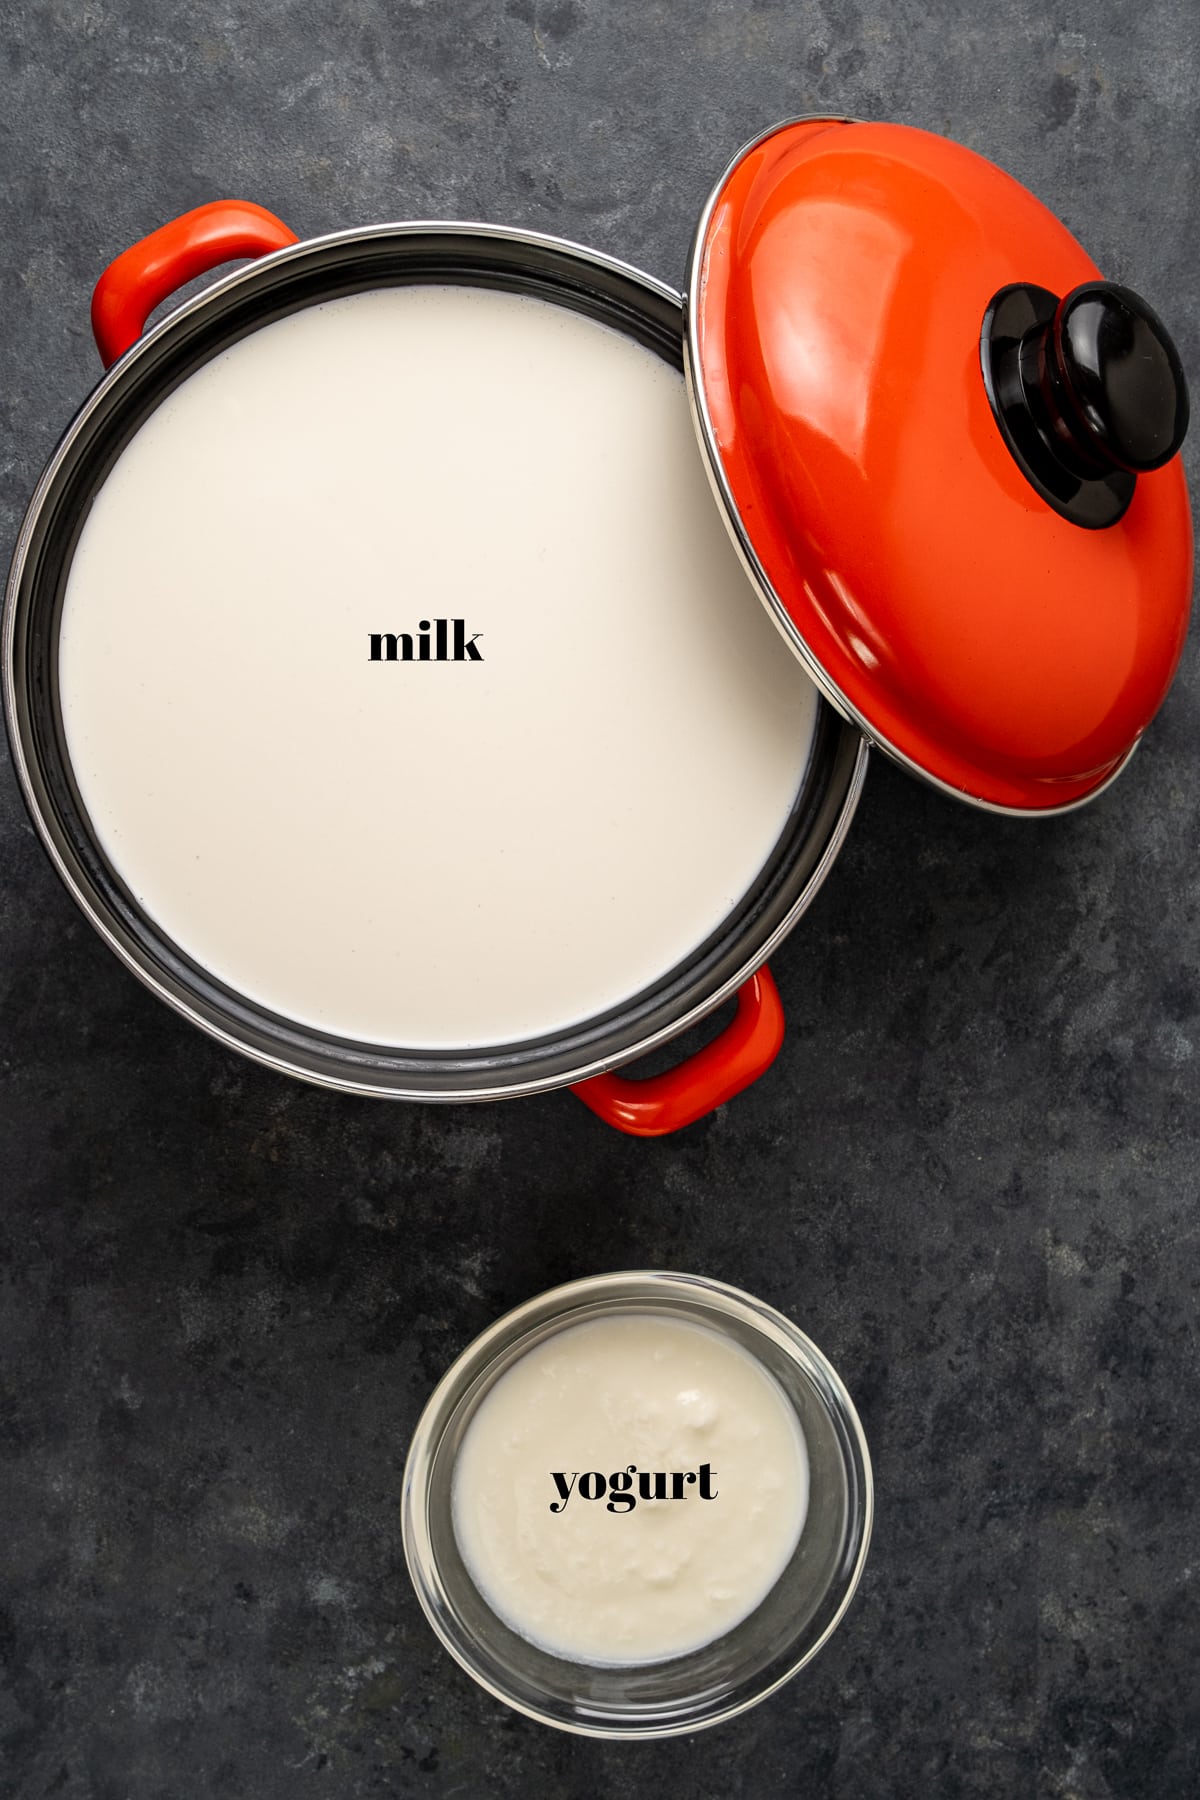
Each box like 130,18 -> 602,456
3,122 -> 1192,1135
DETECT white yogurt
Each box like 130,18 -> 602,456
59,285 -> 818,1047
451,1312 -> 809,1665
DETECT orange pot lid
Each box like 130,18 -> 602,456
686,119 -> 1194,813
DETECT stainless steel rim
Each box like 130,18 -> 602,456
3,220 -> 868,1102
682,114 -> 1140,819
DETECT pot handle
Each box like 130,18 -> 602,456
91,200 -> 299,367
570,967 -> 785,1137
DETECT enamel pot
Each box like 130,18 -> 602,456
3,210 -> 865,1136
3,120 -> 1191,1137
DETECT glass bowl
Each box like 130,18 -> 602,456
401,1270 -> 873,1738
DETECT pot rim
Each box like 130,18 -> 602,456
3,219 -> 869,1102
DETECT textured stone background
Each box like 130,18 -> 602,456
2,2 -> 1198,1796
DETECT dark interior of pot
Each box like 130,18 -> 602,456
5,226 -> 864,1099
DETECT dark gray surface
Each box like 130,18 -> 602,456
2,2 -> 1198,1795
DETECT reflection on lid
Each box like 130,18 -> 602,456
749,200 -> 910,463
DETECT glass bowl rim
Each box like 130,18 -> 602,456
401,1268 -> 874,1738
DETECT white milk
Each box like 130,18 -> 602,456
59,285 -> 818,1047
451,1312 -> 809,1665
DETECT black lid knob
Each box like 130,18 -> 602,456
981,278 -> 1190,528
1049,282 -> 1189,475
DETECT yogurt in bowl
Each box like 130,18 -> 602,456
450,1309 -> 811,1666
402,1270 -> 872,1737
